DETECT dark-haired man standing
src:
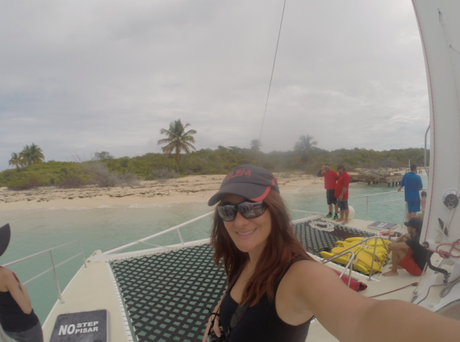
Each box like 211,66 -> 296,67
317,164 -> 339,219
334,165 -> 350,225
398,165 -> 423,221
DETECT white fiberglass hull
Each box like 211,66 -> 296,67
413,1 -> 460,258
411,0 -> 460,314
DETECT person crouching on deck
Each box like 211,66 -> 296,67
383,217 -> 428,277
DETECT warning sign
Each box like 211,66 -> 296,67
50,309 -> 107,342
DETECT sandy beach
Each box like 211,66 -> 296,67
0,172 -> 324,211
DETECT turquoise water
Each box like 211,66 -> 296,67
0,175 -> 427,323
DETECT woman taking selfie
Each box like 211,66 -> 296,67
202,164 -> 459,342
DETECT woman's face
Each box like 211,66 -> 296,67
221,194 -> 272,257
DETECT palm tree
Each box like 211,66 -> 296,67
19,143 -> 45,167
158,120 -> 197,172
29,143 -> 45,164
19,145 -> 31,167
250,139 -> 262,152
8,152 -> 23,169
294,134 -> 318,163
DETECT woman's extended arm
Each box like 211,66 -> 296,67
288,261 -> 460,342
1,268 -> 32,314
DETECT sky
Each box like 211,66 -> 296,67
0,0 -> 430,171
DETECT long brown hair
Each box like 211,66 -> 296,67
210,189 -> 314,306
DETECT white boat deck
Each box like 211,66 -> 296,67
42,251 -> 132,342
42,217 -> 444,342
306,218 -> 430,341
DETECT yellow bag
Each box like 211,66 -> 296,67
320,237 -> 390,275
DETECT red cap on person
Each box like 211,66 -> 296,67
208,164 -> 279,206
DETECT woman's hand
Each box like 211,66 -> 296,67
202,311 -> 221,342
202,292 -> 226,342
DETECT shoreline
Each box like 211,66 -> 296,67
0,173 -> 324,211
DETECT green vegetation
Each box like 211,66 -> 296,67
294,134 -> 318,164
8,143 -> 45,169
8,153 -> 22,169
0,145 -> 428,191
250,139 -> 262,152
1,161 -> 86,190
157,119 -> 197,172
0,133 -> 428,190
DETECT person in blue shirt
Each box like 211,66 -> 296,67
398,165 -> 423,221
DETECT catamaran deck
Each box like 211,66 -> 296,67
42,217 -> 437,342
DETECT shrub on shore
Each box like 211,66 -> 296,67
82,161 -> 140,187
148,168 -> 178,181
6,173 -> 46,190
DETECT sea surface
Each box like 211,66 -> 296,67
0,175 -> 428,323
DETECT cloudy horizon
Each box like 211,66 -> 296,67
0,0 -> 430,171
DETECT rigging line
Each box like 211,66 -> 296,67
258,0 -> 288,144
450,45 -> 460,56
368,282 -> 418,299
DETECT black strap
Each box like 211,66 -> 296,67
207,267 -> 243,337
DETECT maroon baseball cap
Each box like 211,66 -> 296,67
208,164 -> 279,206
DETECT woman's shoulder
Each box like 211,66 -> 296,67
283,259 -> 343,288
0,267 -> 16,283
288,258 -> 330,273
0,266 -> 10,277
0,267 -> 14,289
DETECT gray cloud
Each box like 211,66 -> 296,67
0,0 -> 429,171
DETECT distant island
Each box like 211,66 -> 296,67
0,145 -> 427,191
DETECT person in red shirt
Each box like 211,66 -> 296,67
334,165 -> 351,225
317,164 -> 339,219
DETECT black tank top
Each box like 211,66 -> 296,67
0,290 -> 39,332
219,257 -> 312,342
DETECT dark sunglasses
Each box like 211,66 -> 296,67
217,201 -> 267,222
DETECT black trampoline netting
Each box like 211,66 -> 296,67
110,244 -> 226,342
109,220 -> 375,341
293,220 -> 376,256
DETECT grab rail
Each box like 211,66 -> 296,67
2,240 -> 87,304
349,187 -> 428,225
102,211 -> 214,255
321,236 -> 390,281
349,190 -> 404,222
322,250 -> 357,288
